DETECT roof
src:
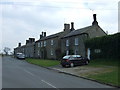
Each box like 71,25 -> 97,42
37,31 -> 63,41
64,26 -> 92,38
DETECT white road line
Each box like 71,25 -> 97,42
24,69 -> 59,89
41,80 -> 58,89
24,69 -> 34,76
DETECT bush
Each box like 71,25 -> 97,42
85,33 -> 120,59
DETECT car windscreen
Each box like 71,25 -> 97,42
63,56 -> 70,59
72,55 -> 81,58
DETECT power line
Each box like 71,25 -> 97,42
0,1 -> 118,11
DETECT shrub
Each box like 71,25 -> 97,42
85,33 -> 120,59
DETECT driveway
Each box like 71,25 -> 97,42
50,64 -> 114,78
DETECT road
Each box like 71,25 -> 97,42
2,56 -> 113,88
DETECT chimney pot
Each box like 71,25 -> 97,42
28,38 -> 35,43
71,22 -> 75,31
40,34 -> 42,39
93,14 -> 97,21
42,32 -> 44,36
92,14 -> 98,25
64,23 -> 70,31
18,43 -> 21,47
44,32 -> 46,37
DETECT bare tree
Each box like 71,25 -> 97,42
3,47 -> 11,55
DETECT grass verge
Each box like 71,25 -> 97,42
26,58 -> 60,67
86,59 -> 119,87
86,68 -> 119,87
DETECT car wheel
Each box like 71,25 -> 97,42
70,63 -> 74,67
85,60 -> 89,65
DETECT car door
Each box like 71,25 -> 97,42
77,56 -> 83,65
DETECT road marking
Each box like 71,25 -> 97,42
24,69 -> 34,76
41,80 -> 58,89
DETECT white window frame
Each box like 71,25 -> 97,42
75,38 -> 78,45
51,40 -> 53,45
44,41 -> 46,46
38,42 -> 40,47
41,41 -> 43,47
38,50 -> 39,55
66,40 -> 69,46
51,49 -> 53,55
66,50 -> 69,55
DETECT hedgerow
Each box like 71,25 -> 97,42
85,33 -> 120,59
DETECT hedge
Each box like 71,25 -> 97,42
85,33 -> 120,59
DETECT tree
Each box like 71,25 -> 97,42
3,47 -> 11,55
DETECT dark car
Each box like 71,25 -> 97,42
61,55 -> 89,67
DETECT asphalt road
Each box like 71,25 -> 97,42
2,56 -> 113,88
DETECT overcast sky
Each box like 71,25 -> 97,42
0,0 -> 119,53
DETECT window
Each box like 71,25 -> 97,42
75,38 -> 78,45
66,50 -> 69,55
66,40 -> 69,46
23,48 -> 24,52
44,41 -> 46,46
51,40 -> 53,45
51,49 -> 53,55
38,42 -> 40,47
41,41 -> 43,47
38,50 -> 39,55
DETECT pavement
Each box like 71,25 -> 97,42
2,56 -> 116,88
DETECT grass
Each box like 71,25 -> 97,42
26,58 -> 60,67
88,59 -> 119,67
87,68 -> 119,87
26,58 -> 119,87
86,59 -> 119,87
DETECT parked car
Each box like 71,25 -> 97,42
16,53 -> 25,60
61,55 -> 89,67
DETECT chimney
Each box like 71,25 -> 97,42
18,43 -> 21,47
40,34 -> 43,39
71,22 -> 75,31
93,14 -> 97,21
64,23 -> 70,31
92,14 -> 98,25
26,40 -> 29,44
29,38 -> 35,43
32,38 -> 35,42
44,32 -> 46,37
42,32 -> 44,36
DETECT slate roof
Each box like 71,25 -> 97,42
64,26 -> 92,38
39,31 -> 64,41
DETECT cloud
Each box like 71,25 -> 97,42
0,0 -> 119,52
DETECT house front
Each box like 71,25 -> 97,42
61,14 -> 107,57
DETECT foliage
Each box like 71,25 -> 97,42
88,59 -> 119,67
85,33 -> 120,59
69,49 -> 74,55
3,47 -> 11,55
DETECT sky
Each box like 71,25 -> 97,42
0,0 -> 119,53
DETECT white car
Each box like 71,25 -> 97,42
16,53 -> 25,59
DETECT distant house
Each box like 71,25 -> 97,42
34,23 -> 72,59
25,38 -> 35,58
14,38 -> 35,58
14,14 -> 107,59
